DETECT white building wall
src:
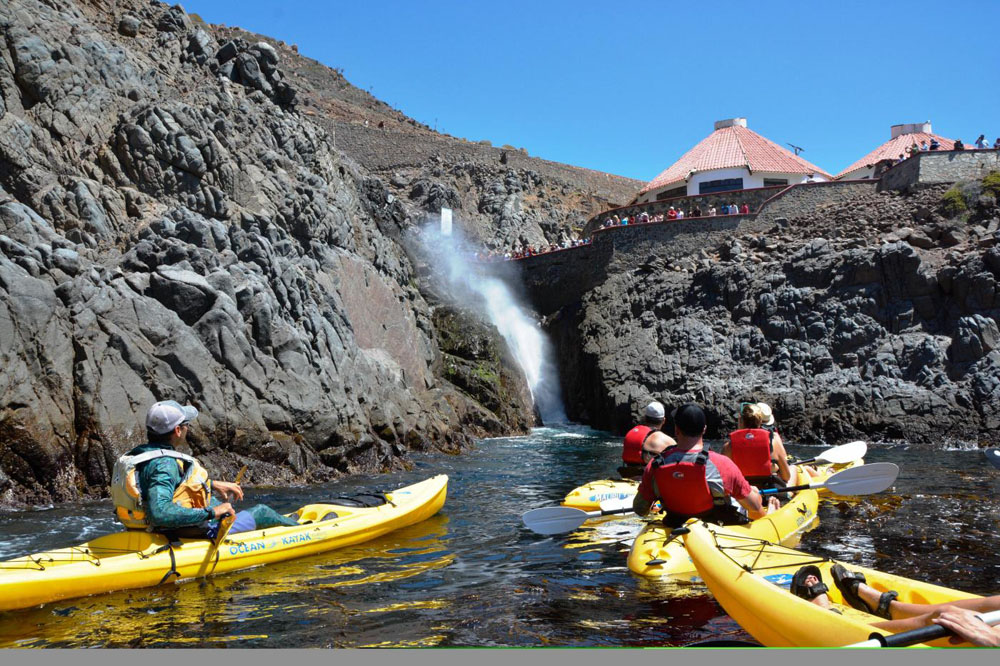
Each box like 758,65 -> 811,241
839,166 -> 876,181
639,168 -> 828,201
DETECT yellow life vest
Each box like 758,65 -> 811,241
110,449 -> 213,530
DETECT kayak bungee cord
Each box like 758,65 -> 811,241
709,528 -> 827,574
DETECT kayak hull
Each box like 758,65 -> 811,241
0,475 -> 448,612
683,521 -> 981,647
561,478 -> 638,510
627,488 -> 818,577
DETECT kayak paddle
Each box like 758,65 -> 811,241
521,463 -> 899,536
210,464 -> 247,548
521,502 -> 634,535
760,462 -> 899,496
848,609 -> 1000,648
794,441 -> 867,466
986,448 -> 1000,470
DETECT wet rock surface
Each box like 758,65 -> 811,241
0,0 -> 544,506
552,184 -> 1000,444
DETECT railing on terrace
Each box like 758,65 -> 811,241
476,151 -> 999,264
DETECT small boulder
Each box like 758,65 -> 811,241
118,15 -> 140,37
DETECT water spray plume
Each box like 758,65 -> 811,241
415,219 -> 567,424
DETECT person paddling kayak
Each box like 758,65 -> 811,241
632,403 -> 779,527
723,402 -> 798,489
110,400 -> 299,537
792,565 -> 1000,647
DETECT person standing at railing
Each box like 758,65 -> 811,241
740,203 -> 749,215
667,207 -> 677,220
708,206 -> 716,216
953,139 -> 965,151
676,209 -> 685,219
975,134 -> 988,149
929,138 -> 941,150
994,137 -> 1000,149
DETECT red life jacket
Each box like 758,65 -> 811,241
729,428 -> 773,479
649,449 -> 716,516
622,425 -> 654,465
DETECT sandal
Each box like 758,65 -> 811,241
831,564 -> 898,619
789,565 -> 828,600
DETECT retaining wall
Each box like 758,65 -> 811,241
878,150 -> 1000,191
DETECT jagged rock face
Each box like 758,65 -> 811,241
0,0 -> 533,506
552,185 -> 1000,444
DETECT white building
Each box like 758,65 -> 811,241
635,118 -> 831,203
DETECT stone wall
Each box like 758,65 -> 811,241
879,150 -> 1000,191
517,179 -> 885,314
752,180 -> 879,230
585,185 -> 784,235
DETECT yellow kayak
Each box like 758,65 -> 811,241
683,521 -> 982,647
561,478 -> 638,510
627,488 -> 818,577
0,475 -> 447,612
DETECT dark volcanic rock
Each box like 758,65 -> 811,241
0,0 -> 535,506
550,185 -> 1000,445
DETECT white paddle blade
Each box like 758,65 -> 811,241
815,441 -> 867,465
598,496 -> 634,513
521,506 -> 594,535
820,462 -> 899,496
986,448 -> 1000,470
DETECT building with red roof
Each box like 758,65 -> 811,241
835,122 -> 955,180
636,118 -> 831,203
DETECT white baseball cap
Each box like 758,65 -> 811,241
146,400 -> 199,435
643,401 -> 666,420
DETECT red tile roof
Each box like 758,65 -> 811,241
640,125 -> 831,195
835,132 -> 955,178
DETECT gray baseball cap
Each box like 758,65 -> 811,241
146,400 -> 198,435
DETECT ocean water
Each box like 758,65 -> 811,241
0,426 -> 997,648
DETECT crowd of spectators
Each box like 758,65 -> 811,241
599,202 -> 751,229
476,237 -> 592,262
896,134 -> 999,163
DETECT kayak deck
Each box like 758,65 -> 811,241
683,521 -> 981,647
627,488 -> 819,577
0,475 -> 448,612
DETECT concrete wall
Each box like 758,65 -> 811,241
879,150 -> 1000,191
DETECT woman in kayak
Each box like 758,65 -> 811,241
111,400 -> 299,537
723,403 -> 798,489
791,565 -> 1000,647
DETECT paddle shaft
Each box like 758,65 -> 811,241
211,464 -> 247,546
851,609 -> 1000,648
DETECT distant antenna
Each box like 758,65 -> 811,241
787,143 -> 804,155
440,208 -> 453,236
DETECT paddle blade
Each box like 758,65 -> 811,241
820,462 -> 899,496
521,506 -> 593,535
213,512 -> 236,546
598,497 -> 634,513
815,441 -> 867,465
986,448 -> 1000,470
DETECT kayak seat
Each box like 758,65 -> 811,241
326,492 -> 389,507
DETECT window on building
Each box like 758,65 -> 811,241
698,178 -> 744,194
656,186 -> 687,201
763,178 -> 788,187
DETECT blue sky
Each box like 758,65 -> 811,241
182,1 -> 1000,181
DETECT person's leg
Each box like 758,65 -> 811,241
854,582 -> 1000,619
246,503 -> 299,529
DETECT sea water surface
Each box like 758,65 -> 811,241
0,425 -> 998,648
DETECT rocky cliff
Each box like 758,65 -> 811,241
551,181 -> 1000,445
0,0 -> 601,505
